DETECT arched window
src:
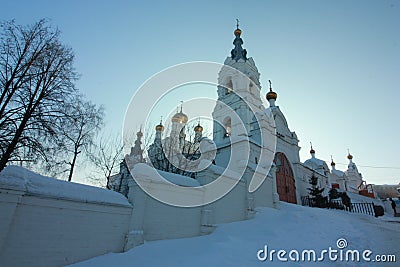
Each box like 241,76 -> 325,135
223,117 -> 231,137
226,79 -> 233,94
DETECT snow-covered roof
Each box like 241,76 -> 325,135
304,157 -> 324,167
331,168 -> 345,178
0,165 -> 131,207
303,157 -> 328,175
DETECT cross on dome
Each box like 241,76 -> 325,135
172,101 -> 188,123
266,79 -> 278,103
310,142 -> 315,155
155,117 -> 164,131
347,149 -> 353,160
330,155 -> 336,166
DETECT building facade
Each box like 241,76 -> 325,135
109,26 -> 378,245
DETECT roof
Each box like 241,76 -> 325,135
304,157 -> 328,175
331,168 -> 345,177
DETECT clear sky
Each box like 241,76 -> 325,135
1,0 -> 399,185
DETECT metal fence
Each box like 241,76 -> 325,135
301,196 -> 377,217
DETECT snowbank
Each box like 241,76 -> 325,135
70,202 -> 400,267
0,165 -> 131,206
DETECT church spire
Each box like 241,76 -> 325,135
310,142 -> 316,157
266,79 -> 278,107
230,19 -> 247,61
155,117 -> 164,132
130,128 -> 144,161
330,155 -> 336,169
347,149 -> 353,160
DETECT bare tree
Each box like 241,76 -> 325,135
0,19 -> 78,172
57,96 -> 104,182
88,133 -> 123,188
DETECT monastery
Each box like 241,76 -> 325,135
108,24 -> 378,244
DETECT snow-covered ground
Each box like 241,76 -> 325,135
70,202 -> 399,267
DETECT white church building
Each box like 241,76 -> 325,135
0,24 -> 385,266
108,24 -> 379,246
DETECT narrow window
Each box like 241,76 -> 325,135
223,117 -> 231,137
226,79 -> 233,94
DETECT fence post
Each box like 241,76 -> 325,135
371,202 -> 375,217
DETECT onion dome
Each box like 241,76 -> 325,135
347,153 -> 353,160
194,123 -> 203,132
266,90 -> 277,101
310,147 -> 315,154
310,142 -> 315,154
266,79 -> 277,101
234,28 -> 242,36
172,105 -> 188,123
330,155 -> 335,167
171,112 -> 188,123
155,120 -> 164,131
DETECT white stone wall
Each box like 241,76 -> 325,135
209,181 -> 248,224
127,180 -> 204,244
253,175 -> 276,208
127,180 -> 249,246
0,173 -> 133,267
126,165 -> 278,246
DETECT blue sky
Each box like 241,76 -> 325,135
1,0 -> 399,185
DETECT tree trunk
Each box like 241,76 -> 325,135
68,150 -> 79,182
0,106 -> 34,172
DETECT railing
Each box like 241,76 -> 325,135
301,196 -> 377,217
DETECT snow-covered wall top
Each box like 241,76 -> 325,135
132,163 -> 200,187
0,165 -> 131,207
346,191 -> 383,206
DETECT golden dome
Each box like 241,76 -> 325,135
310,148 -> 315,154
347,153 -> 353,160
194,123 -> 203,132
234,28 -> 242,36
171,112 -> 188,124
155,123 -> 164,131
266,91 -> 277,101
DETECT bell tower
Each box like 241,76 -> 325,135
212,23 -> 266,171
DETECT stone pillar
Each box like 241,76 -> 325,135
271,163 -> 280,209
246,191 -> 255,219
124,178 -> 146,251
200,208 -> 215,235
